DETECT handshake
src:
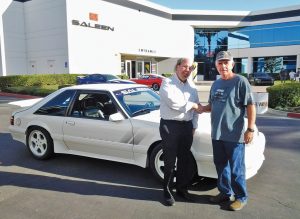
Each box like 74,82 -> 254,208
193,103 -> 210,114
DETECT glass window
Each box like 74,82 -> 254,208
253,56 -> 296,73
194,29 -> 228,80
70,92 -> 118,120
91,74 -> 103,80
105,74 -> 119,80
114,87 -> 160,117
229,21 -> 300,48
35,90 -> 76,116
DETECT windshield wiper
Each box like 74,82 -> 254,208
131,108 -> 151,116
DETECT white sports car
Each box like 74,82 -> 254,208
9,84 -> 265,181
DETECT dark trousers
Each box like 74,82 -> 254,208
159,119 -> 194,191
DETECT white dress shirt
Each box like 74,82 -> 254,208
159,73 -> 199,129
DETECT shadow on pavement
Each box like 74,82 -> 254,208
0,133 -> 217,204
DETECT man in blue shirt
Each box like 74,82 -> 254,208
199,51 -> 256,211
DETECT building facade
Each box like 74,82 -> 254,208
1,0 -> 300,79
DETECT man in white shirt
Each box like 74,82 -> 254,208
159,58 -> 201,206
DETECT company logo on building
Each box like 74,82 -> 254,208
139,48 -> 156,54
89,12 -> 98,21
72,13 -> 114,31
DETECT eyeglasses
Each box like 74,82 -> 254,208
181,65 -> 195,71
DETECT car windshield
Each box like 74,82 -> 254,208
105,74 -> 119,80
114,87 -> 160,117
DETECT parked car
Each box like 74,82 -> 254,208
76,73 -> 134,85
248,73 -> 275,85
130,74 -> 165,91
9,84 -> 265,181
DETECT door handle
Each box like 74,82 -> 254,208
66,121 -> 75,126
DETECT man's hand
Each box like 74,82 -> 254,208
193,103 -> 209,114
244,130 -> 254,144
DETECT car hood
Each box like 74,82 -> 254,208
132,110 -> 161,123
8,98 -> 43,107
255,75 -> 273,79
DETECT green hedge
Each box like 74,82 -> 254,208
267,83 -> 300,108
0,74 -> 79,89
162,73 -> 173,77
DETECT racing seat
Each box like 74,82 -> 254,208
82,98 -> 105,119
102,102 -> 117,119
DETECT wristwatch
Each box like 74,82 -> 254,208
247,128 -> 255,132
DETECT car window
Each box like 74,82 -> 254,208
105,74 -> 119,80
35,90 -> 76,116
114,87 -> 160,117
70,92 -> 118,120
91,74 -> 105,81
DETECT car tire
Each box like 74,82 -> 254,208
26,127 -> 54,160
149,143 -> 164,182
149,142 -> 197,183
152,83 -> 160,91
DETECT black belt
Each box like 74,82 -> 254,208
161,118 -> 192,124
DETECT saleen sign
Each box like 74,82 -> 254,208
72,20 -> 115,31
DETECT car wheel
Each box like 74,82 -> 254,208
26,127 -> 54,160
152,83 -> 160,91
149,142 -> 197,183
150,143 -> 165,181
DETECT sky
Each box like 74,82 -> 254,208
148,0 -> 300,11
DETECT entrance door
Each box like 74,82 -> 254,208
132,61 -> 136,78
136,61 -> 143,77
125,60 -> 131,78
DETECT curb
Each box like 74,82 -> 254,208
287,112 -> 300,119
267,108 -> 300,119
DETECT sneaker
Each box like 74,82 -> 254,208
229,200 -> 246,211
209,193 -> 235,203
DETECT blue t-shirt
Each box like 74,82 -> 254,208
209,74 -> 254,143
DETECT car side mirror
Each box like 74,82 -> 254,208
109,112 -> 125,122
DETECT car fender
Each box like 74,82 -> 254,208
25,117 -> 68,153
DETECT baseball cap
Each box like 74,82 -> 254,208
215,51 -> 233,61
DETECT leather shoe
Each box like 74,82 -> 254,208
164,189 -> 175,206
176,189 -> 195,202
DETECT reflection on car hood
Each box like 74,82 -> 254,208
8,98 -> 43,107
254,75 -> 273,79
108,79 -> 136,84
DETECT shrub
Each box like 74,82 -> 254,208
0,74 -> 79,89
2,85 -> 58,97
117,74 -> 129,79
238,73 -> 248,78
267,83 -> 300,108
162,73 -> 173,77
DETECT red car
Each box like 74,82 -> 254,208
130,74 -> 165,91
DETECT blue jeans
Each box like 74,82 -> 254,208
212,140 -> 248,202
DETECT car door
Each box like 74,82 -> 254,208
62,91 -> 135,163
